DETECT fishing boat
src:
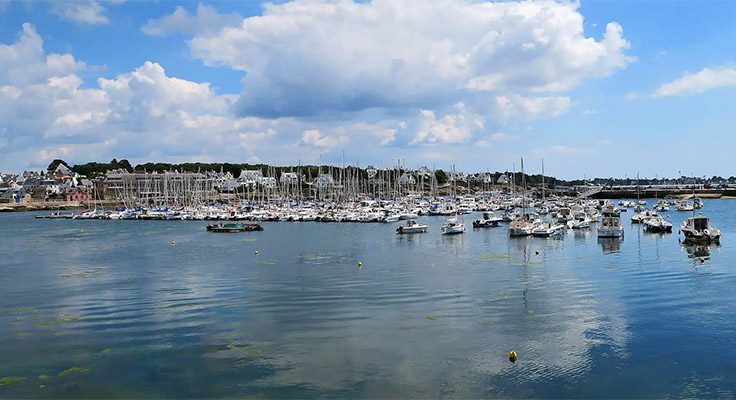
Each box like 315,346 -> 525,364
473,211 -> 502,228
680,213 -> 721,243
643,215 -> 673,233
598,208 -> 624,238
206,222 -> 263,232
440,217 -> 465,235
396,220 -> 428,234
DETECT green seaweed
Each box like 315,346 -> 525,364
251,349 -> 262,355
0,376 -> 26,386
101,348 -> 111,354
61,270 -> 107,279
424,316 -> 440,321
487,319 -> 494,324
226,344 -> 247,352
2,308 -> 35,314
38,375 -> 48,380
264,260 -> 278,265
16,332 -> 30,337
58,367 -> 89,377
241,238 -> 258,242
35,315 -> 84,327
496,292 -> 510,297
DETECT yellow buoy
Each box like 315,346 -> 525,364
509,350 -> 517,363
171,241 -> 175,245
80,230 -> 84,233
700,257 -> 705,264
358,261 -> 362,268
254,250 -> 258,255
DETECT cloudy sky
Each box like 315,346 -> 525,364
1,0 -> 735,178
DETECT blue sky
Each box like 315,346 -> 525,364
1,0 -> 735,179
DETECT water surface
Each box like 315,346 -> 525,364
2,201 -> 736,398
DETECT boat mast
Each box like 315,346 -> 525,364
541,158 -> 545,201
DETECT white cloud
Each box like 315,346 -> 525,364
598,138 -> 612,146
142,3 -> 243,37
410,102 -> 482,145
625,92 -> 639,100
186,0 -> 632,118
300,129 -> 348,148
582,109 -> 596,115
652,65 -> 736,98
50,1 -> 110,25
494,94 -> 571,121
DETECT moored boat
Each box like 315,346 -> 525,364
206,222 -> 263,232
396,220 -> 428,234
680,213 -> 721,243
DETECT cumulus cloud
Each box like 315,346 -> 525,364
184,0 -> 632,118
142,3 -> 243,37
651,65 -> 736,97
625,92 -> 639,100
50,1 -> 111,25
0,24 -> 286,170
300,129 -> 348,148
493,94 -> 571,121
410,102 -> 483,145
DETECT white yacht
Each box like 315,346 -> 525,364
509,212 -> 541,237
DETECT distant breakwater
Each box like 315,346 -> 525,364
590,188 -> 736,199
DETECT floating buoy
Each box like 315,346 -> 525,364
358,261 -> 363,268
509,350 -> 517,363
80,230 -> 84,233
700,257 -> 705,264
535,250 -> 539,255
255,250 -> 258,255
171,241 -> 175,245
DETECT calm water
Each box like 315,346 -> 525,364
2,200 -> 736,398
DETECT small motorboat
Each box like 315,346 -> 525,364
206,222 -> 263,232
643,215 -> 673,233
473,212 -> 502,228
680,213 -> 721,243
567,212 -> 590,229
532,222 -> 566,237
440,217 -> 465,235
396,220 -> 428,234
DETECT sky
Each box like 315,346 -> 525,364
1,0 -> 735,179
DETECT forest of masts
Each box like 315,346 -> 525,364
105,163 -> 514,208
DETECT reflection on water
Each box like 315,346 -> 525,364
2,201 -> 736,398
598,237 -> 623,254
682,242 -> 721,259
